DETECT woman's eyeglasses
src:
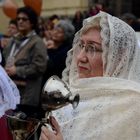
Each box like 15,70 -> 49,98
16,17 -> 29,22
78,42 -> 102,55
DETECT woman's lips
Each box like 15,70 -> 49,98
78,66 -> 88,71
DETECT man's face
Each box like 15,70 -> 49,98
76,28 -> 103,78
17,13 -> 32,34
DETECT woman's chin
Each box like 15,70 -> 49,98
78,73 -> 90,78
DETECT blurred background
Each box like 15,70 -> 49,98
0,0 -> 140,33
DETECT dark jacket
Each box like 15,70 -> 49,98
43,41 -> 72,83
3,34 -> 47,107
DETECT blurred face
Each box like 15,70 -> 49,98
76,28 -> 103,78
7,24 -> 18,37
16,13 -> 32,35
52,27 -> 65,42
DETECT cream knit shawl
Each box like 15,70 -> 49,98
53,77 -> 140,140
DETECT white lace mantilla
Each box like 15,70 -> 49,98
62,11 -> 140,84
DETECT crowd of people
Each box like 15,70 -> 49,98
0,3 -> 140,140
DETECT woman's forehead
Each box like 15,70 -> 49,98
54,27 -> 64,33
80,28 -> 102,44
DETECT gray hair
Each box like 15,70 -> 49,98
80,16 -> 101,35
54,20 -> 75,41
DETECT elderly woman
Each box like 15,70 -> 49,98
42,19 -> 75,83
40,11 -> 140,140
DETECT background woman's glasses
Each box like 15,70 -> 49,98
16,17 -> 29,22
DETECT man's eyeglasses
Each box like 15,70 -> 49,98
16,17 -> 29,22
78,42 -> 102,55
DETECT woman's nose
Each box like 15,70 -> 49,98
77,48 -> 87,62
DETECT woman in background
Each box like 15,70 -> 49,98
42,19 -> 75,83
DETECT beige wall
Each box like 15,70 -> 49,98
0,0 -> 88,33
0,9 -> 9,34
41,0 -> 88,16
